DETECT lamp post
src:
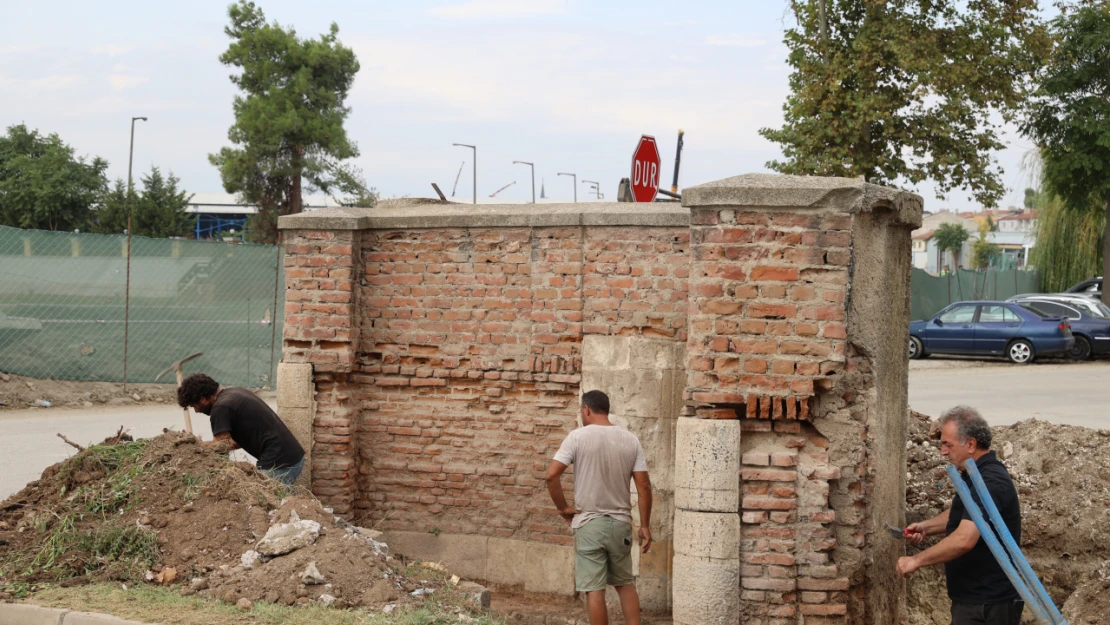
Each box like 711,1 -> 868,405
123,115 -> 147,391
513,161 -> 535,203
582,180 -> 603,200
557,172 -> 577,203
452,143 -> 476,204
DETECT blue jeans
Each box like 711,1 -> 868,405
264,457 -> 304,485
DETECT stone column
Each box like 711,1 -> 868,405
672,417 -> 740,625
276,362 -> 313,488
581,335 -> 685,613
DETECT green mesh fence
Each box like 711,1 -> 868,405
0,226 -> 283,388
910,268 -> 1041,321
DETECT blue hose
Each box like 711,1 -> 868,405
945,464 -> 1052,625
966,459 -> 1067,625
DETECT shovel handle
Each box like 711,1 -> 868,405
183,408 -> 194,434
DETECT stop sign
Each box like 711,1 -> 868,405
630,135 -> 661,203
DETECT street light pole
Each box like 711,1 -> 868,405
557,172 -> 577,202
582,180 -> 603,200
123,115 -> 147,391
513,161 -> 535,203
452,143 -> 476,204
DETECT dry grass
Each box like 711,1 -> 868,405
24,583 -> 506,625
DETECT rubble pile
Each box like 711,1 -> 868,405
905,412 -> 1110,625
0,431 -> 469,612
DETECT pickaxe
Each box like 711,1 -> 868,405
157,352 -> 203,434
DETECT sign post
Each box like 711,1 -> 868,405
630,135 -> 662,203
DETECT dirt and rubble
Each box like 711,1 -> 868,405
905,411 -> 1110,625
0,372 -> 179,410
0,430 -> 483,614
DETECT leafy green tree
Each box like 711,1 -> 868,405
95,167 -> 195,238
971,220 -> 999,270
934,223 -> 970,271
209,1 -> 369,244
0,124 -> 107,231
760,1 -> 1051,208
1022,4 -> 1110,304
1029,192 -> 1104,292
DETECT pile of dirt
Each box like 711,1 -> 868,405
0,431 -> 464,612
0,372 -> 178,410
905,412 -> 1110,625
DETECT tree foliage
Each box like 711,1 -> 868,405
95,167 -> 195,238
1029,192 -> 1104,292
761,0 -> 1051,208
209,1 -> 370,244
0,124 -> 108,231
934,223 -> 970,270
971,219 -> 999,270
1021,4 -> 1110,304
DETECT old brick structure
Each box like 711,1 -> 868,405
277,174 -> 922,623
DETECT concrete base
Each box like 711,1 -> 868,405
382,530 -> 575,596
672,554 -> 741,625
0,605 -> 151,625
275,362 -> 313,488
674,418 -> 740,513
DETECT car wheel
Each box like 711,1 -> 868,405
908,336 -> 924,360
1007,340 -> 1035,364
1067,335 -> 1092,361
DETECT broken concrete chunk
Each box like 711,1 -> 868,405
301,561 -> 325,585
318,594 -> 336,607
240,550 -> 262,569
255,517 -> 321,556
456,581 -> 491,609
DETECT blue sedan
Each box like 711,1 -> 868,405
909,301 -> 1073,364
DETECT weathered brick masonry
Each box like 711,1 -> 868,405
277,174 -> 922,623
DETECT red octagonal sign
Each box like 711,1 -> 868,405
630,135 -> 661,203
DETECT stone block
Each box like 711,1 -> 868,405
674,510 -> 740,561
675,418 -> 740,512
485,537 -> 529,586
672,554 -> 740,625
525,541 -> 575,596
635,537 -> 673,613
277,362 -> 314,409
0,605 -> 68,625
581,335 -> 631,370
628,337 -> 686,370
381,530 -> 488,580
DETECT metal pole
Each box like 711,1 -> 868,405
513,161 -> 535,203
583,180 -> 601,200
558,173 -> 577,202
122,116 -> 147,390
453,143 -> 476,204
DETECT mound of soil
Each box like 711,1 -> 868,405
0,431 -> 451,611
0,372 -> 177,410
905,412 -> 1110,625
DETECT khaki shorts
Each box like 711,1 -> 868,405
574,516 -> 634,592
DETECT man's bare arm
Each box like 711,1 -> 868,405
633,471 -> 652,553
545,460 -> 580,524
202,431 -> 239,453
897,519 -> 979,577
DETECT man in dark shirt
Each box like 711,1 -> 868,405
177,373 -> 305,485
896,406 -> 1023,625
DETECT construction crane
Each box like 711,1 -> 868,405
450,161 -> 465,197
489,181 -> 516,197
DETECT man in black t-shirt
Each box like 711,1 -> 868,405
177,373 -> 305,485
896,406 -> 1023,625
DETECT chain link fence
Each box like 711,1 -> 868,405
0,226 -> 284,388
911,267 -> 1040,320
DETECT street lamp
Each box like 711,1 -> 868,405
513,161 -> 535,204
452,143 -> 476,204
557,172 -> 577,203
582,180 -> 603,200
123,115 -> 147,391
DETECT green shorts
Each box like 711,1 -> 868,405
574,516 -> 634,592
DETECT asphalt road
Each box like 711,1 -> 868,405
908,358 -> 1110,428
0,403 -> 260,501
1,362 -> 1106,500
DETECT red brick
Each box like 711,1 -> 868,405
751,266 -> 799,281
741,469 -> 797,482
799,604 -> 848,616
741,578 -> 797,591
748,303 -> 797,319
743,497 -> 797,511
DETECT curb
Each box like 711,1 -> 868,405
0,604 -> 156,625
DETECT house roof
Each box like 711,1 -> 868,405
912,230 -> 935,241
998,212 -> 1037,221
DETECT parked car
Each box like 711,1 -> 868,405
909,301 -> 1073,364
1007,294 -> 1110,360
1066,277 -> 1102,300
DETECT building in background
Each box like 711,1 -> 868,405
911,211 -> 979,274
186,193 -> 347,241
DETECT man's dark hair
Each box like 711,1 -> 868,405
581,390 -> 610,415
938,405 -> 993,450
178,373 -> 219,408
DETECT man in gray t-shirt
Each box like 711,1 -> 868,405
546,390 -> 653,625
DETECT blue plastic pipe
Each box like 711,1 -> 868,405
966,459 -> 1067,625
945,464 -> 1052,625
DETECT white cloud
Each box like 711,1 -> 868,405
427,0 -> 567,19
108,74 -> 148,90
705,34 -> 769,48
30,75 -> 79,90
91,44 -> 134,57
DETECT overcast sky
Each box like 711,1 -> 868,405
1,0 -> 1044,209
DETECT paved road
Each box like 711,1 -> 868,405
908,358 -> 1110,428
0,403 -> 261,501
